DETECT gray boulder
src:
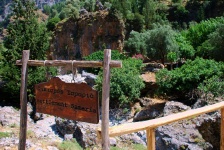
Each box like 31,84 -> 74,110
0,106 -> 20,126
156,101 -> 215,150
55,118 -> 76,135
133,101 -> 165,122
163,101 -> 191,116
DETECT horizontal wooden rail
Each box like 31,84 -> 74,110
16,60 -> 122,68
97,101 -> 224,138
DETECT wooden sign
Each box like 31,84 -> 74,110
35,77 -> 99,124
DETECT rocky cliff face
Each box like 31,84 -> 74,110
49,11 -> 125,60
0,0 -> 63,21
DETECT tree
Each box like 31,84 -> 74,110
59,0 -> 81,20
126,13 -> 145,35
143,0 -> 168,29
206,24 -> 224,61
83,0 -> 96,12
175,34 -> 195,59
183,17 -> 224,53
125,30 -> 148,56
146,25 -> 179,64
167,52 -> 178,70
47,16 -> 61,31
0,0 -> 52,100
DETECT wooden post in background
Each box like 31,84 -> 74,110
221,108 -> 224,150
147,128 -> 155,150
101,49 -> 111,150
18,50 -> 30,150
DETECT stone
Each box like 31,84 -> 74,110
155,101 -> 217,150
49,11 -> 125,61
163,101 -> 191,116
47,146 -> 59,150
120,133 -> 146,145
82,70 -> 97,87
55,118 -> 76,135
0,106 -> 20,126
73,122 -> 99,148
64,134 -> 73,141
196,112 -> 221,150
133,102 -> 165,122
109,137 -> 117,146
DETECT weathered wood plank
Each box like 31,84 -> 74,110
97,101 -> 224,137
16,60 -> 122,68
101,49 -> 111,150
18,50 -> 30,150
221,108 -> 224,150
147,128 -> 155,150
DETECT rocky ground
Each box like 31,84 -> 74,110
0,105 -> 63,150
0,71 -> 223,150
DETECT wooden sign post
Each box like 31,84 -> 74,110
35,77 -> 99,123
18,50 -> 30,150
101,49 -> 111,150
17,49 -> 122,150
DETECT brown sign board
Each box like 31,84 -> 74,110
35,77 -> 99,124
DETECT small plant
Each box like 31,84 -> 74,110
95,58 -> 145,107
123,108 -> 129,114
110,147 -> 123,150
26,130 -> 36,139
133,144 -> 147,150
9,123 -> 18,128
0,132 -> 11,138
58,139 -> 82,150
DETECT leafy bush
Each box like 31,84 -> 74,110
84,50 -> 127,74
182,17 -> 224,53
156,58 -> 224,100
124,30 -> 148,56
175,34 -> 195,59
58,139 -> 82,150
85,50 -> 144,107
198,24 -> 224,61
0,0 -> 56,100
95,58 -> 145,106
198,75 -> 224,100
0,132 -> 11,138
47,16 -> 61,31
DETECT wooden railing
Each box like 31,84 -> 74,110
97,101 -> 224,150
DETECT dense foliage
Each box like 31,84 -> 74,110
96,58 -> 145,107
85,50 -> 144,107
183,17 -> 224,51
84,50 -> 127,74
0,0 -> 55,100
156,58 -> 224,100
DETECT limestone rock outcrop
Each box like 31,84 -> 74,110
49,11 -> 125,60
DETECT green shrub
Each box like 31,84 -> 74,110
47,16 -> 61,31
182,16 -> 224,53
84,50 -> 127,74
198,75 -> 224,100
0,132 -> 11,138
156,58 -> 224,99
133,144 -> 147,150
124,31 -> 148,56
0,0 -> 57,101
95,58 -> 145,107
58,139 -> 82,150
